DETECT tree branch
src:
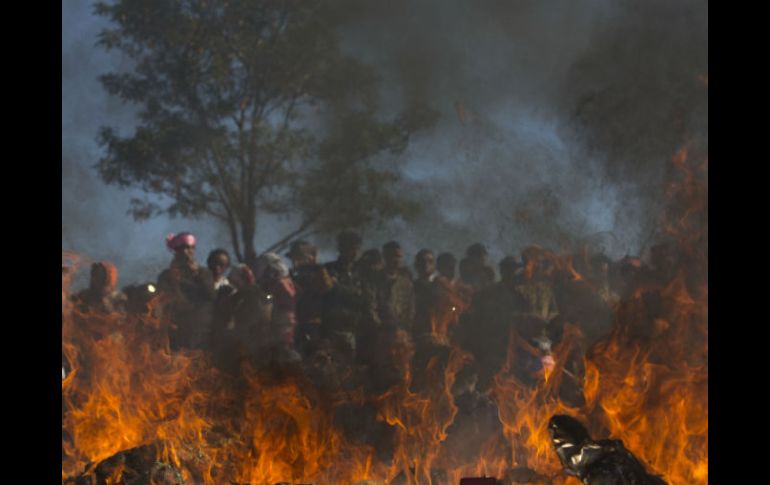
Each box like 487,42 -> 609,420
262,212 -> 323,254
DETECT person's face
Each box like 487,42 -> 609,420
384,248 -> 403,271
339,243 -> 361,264
208,254 -> 230,279
176,245 -> 196,265
415,253 -> 435,278
470,253 -> 487,267
437,260 -> 455,280
371,258 -> 385,272
292,250 -> 316,268
361,253 -> 383,273
500,266 -> 517,285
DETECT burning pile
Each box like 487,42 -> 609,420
62,150 -> 706,485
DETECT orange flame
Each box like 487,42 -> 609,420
63,148 -> 706,484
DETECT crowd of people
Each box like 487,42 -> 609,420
67,229 -> 681,401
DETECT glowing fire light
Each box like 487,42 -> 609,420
62,148 -> 706,484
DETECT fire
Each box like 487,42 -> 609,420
582,147 -> 707,484
373,345 -> 473,484
583,271 -> 708,484
63,148 -> 706,484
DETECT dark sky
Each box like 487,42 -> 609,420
62,0 -> 707,286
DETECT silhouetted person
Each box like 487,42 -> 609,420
73,261 -> 127,315
413,249 -> 437,337
589,253 -> 618,305
322,231 -> 366,362
287,240 -> 334,357
433,252 -> 472,343
367,326 -> 415,394
436,252 -> 457,281
211,264 -> 271,373
357,248 -> 384,286
255,252 -> 298,363
372,241 -> 415,332
552,255 -> 613,347
460,255 -> 537,389
157,232 -> 215,350
459,243 -> 495,292
71,261 -> 129,344
325,230 -> 363,285
517,246 -> 559,321
354,248 -> 386,365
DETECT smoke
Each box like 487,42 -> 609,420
62,0 -> 706,283
333,0 -> 707,264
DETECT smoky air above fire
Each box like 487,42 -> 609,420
62,0 -> 707,284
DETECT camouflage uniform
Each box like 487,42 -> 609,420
371,267 -> 415,332
515,280 -> 559,322
322,259 -> 367,358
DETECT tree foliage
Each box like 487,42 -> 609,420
95,0 -> 436,262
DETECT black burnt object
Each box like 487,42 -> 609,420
64,446 -> 186,485
459,478 -> 502,485
548,415 -> 667,485
460,467 -> 548,485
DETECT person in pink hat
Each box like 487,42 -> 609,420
157,232 -> 216,350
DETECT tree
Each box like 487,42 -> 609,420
95,0 -> 436,263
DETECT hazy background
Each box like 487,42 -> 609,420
62,0 -> 707,286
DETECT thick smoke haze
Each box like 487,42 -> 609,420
62,0 -> 707,285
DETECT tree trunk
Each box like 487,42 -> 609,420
241,218 -> 258,270
226,218 -> 244,263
